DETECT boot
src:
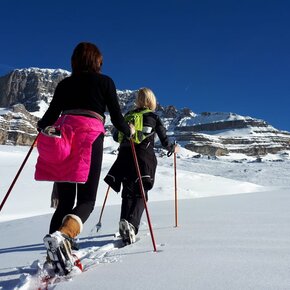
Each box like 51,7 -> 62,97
43,214 -> 83,275
59,214 -> 83,238
119,219 -> 136,245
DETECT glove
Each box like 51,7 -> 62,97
129,123 -> 135,136
166,143 -> 175,157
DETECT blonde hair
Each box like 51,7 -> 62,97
135,87 -> 157,111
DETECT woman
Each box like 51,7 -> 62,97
35,42 -> 133,275
104,87 -> 176,245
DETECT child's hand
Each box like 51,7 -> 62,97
173,144 -> 179,153
129,123 -> 135,136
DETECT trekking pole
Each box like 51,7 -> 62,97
129,139 -> 157,252
0,133 -> 39,212
173,147 -> 178,227
167,141 -> 178,227
95,185 -> 110,232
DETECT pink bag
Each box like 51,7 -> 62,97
36,118 -> 74,163
35,114 -> 105,183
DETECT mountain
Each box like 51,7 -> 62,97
0,68 -> 290,157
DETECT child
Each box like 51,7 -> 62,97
104,87 -> 176,244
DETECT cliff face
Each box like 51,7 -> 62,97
160,110 -> 290,156
0,68 -> 289,157
0,68 -> 70,111
0,104 -> 38,145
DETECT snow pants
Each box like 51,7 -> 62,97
49,134 -> 104,234
120,179 -> 148,234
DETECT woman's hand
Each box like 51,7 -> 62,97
167,142 -> 178,157
129,123 -> 135,136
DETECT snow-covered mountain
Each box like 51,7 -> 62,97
0,68 -> 289,157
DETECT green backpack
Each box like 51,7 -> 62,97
118,108 -> 152,144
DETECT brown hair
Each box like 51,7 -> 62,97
71,42 -> 103,74
135,87 -> 157,111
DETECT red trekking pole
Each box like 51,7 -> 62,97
167,141 -> 178,227
129,139 -> 157,252
96,185 -> 110,232
173,148 -> 178,227
0,134 -> 39,212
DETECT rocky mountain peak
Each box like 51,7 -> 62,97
0,68 -> 70,111
0,68 -> 290,158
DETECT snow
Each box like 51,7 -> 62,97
0,108 -> 10,115
0,141 -> 290,289
30,100 -> 50,118
178,112 -> 250,127
15,68 -> 70,76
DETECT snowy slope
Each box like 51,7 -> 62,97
0,144 -> 290,289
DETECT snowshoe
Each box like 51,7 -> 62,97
43,231 -> 82,276
119,219 -> 136,245
42,258 -> 57,278
66,236 -> 80,250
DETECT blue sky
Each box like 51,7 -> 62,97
1,0 -> 290,131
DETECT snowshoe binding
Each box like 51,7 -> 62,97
43,231 -> 82,276
119,219 -> 136,245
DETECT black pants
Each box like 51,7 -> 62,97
120,179 -> 148,234
49,134 -> 104,233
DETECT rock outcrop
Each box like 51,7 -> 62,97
0,68 -> 290,156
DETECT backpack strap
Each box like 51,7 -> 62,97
118,108 -> 153,144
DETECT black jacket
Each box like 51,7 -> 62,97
37,72 -> 131,137
104,109 -> 173,192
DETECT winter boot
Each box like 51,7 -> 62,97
59,214 -> 83,239
119,219 -> 136,245
43,214 -> 83,275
